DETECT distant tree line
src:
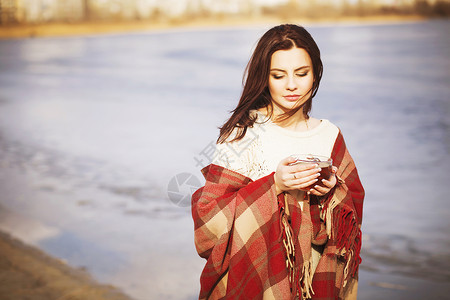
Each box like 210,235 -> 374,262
413,0 -> 450,16
1,0 -> 449,25
261,0 -> 450,19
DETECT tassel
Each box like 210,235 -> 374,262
324,195 -> 339,239
342,250 -> 353,288
300,258 -> 315,299
281,214 -> 296,283
320,176 -> 362,290
279,194 -> 297,292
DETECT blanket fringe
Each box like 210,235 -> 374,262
279,195 -> 296,289
323,195 -> 339,239
321,176 -> 362,287
281,216 -> 295,280
300,258 -> 314,299
335,209 -> 361,286
279,194 -> 316,299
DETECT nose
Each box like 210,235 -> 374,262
286,75 -> 297,91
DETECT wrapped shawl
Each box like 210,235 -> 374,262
192,132 -> 364,299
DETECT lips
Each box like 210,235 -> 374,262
283,95 -> 301,102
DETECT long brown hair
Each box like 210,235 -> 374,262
218,24 -> 323,144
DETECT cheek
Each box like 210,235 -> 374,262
300,75 -> 314,90
268,79 -> 283,96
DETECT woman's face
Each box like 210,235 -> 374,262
268,47 -> 314,115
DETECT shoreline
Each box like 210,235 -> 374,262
0,14 -> 429,39
0,230 -> 132,300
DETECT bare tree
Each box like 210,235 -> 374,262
0,0 -> 18,24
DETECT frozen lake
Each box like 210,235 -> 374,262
0,20 -> 449,299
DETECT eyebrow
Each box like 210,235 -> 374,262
270,66 -> 311,72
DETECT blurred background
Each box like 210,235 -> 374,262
1,0 -> 449,24
0,1 -> 449,300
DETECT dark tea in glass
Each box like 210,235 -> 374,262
290,154 -> 333,190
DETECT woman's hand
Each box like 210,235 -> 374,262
274,156 -> 322,194
308,166 -> 338,197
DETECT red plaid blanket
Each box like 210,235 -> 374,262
192,132 -> 364,299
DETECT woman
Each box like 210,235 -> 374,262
192,24 -> 364,300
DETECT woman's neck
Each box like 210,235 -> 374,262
260,106 -> 310,132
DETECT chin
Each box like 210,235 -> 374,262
282,102 -> 305,112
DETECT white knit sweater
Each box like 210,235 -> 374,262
213,110 -> 339,181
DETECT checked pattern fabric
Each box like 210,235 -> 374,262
192,132 -> 364,299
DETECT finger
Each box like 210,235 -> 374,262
279,156 -> 297,167
292,178 -> 320,191
292,167 -> 322,181
332,166 -> 338,173
308,184 -> 330,196
308,188 -> 324,196
311,184 -> 329,194
289,167 -> 321,181
320,178 -> 334,188
286,178 -> 317,190
282,156 -> 297,165
291,171 -> 321,185
321,173 -> 337,188
291,162 -> 319,173
297,179 -> 319,191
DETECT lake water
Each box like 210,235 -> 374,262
0,20 -> 449,299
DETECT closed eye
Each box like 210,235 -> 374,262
271,74 -> 284,79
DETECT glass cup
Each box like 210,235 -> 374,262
289,154 -> 333,190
